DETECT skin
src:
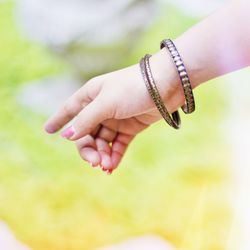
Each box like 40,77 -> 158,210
44,0 -> 250,174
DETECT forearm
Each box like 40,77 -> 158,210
176,0 -> 250,86
150,0 -> 250,112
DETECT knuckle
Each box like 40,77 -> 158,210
85,76 -> 102,89
89,76 -> 101,84
62,99 -> 81,117
85,77 -> 105,100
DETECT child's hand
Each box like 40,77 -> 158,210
44,50 -> 183,173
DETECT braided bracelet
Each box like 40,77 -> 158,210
140,54 -> 181,129
161,39 -> 195,114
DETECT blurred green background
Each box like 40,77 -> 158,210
0,1 -> 233,250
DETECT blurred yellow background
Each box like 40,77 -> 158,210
0,1 -> 239,250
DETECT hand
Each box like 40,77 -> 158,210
44,50 -> 183,174
45,0 -> 250,174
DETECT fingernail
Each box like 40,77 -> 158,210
101,167 -> 113,175
61,126 -> 75,139
45,125 -> 56,134
101,167 -> 107,172
90,162 -> 98,168
107,170 -> 113,175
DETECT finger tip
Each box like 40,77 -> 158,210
44,123 -> 56,134
101,156 -> 113,170
107,169 -> 113,175
101,167 -> 113,175
61,125 -> 76,139
86,152 -> 101,167
89,162 -> 99,168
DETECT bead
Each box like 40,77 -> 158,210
176,60 -> 183,66
183,79 -> 189,85
182,76 -> 189,82
174,56 -> 181,62
178,66 -> 185,72
180,71 -> 187,77
171,51 -> 178,57
182,77 -> 189,85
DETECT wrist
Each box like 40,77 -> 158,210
149,48 -> 185,113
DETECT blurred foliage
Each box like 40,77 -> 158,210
0,2 -> 232,250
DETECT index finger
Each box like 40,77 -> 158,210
44,78 -> 102,133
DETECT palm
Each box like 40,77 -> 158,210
76,108 -> 161,172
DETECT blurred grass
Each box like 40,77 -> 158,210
0,2 -> 232,250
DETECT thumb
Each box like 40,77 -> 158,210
61,94 -> 112,141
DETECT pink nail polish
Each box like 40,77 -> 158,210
61,126 -> 75,139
